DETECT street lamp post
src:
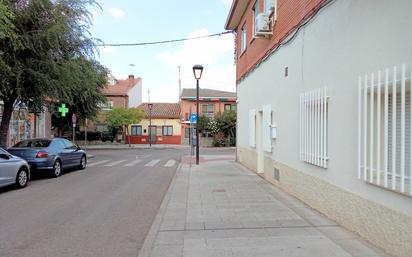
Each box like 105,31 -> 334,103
148,103 -> 153,147
192,65 -> 204,165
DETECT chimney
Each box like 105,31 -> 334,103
128,75 -> 135,79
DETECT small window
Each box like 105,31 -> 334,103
225,104 -> 231,111
264,0 -> 271,14
162,126 -> 173,136
241,23 -> 247,52
131,125 -> 142,136
253,1 -> 260,34
14,139 -> 51,148
63,139 -> 77,150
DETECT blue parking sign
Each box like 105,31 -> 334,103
190,113 -> 197,123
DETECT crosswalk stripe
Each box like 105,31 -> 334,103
124,159 -> 142,167
164,160 -> 176,167
104,160 -> 126,167
87,160 -> 110,167
144,159 -> 160,167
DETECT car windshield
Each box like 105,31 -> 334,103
13,139 -> 51,148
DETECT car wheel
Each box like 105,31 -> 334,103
79,155 -> 87,170
16,168 -> 29,188
52,160 -> 62,178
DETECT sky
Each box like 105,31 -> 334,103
89,0 -> 236,104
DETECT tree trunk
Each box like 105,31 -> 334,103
0,100 -> 14,147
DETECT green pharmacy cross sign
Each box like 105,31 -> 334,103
58,104 -> 69,117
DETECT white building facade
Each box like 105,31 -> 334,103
226,0 -> 412,256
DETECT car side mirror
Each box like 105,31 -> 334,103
0,153 -> 10,160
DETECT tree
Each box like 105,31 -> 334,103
0,0 -> 105,146
197,115 -> 210,134
213,110 -> 237,146
51,57 -> 108,135
106,108 -> 145,147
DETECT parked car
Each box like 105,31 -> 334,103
100,131 -> 114,142
0,147 -> 30,188
7,138 -> 87,178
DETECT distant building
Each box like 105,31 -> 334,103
91,75 -> 143,138
126,103 -> 181,145
180,88 -> 236,145
225,0 -> 412,255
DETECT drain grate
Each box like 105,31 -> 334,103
212,189 -> 226,193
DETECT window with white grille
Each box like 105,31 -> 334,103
358,63 -> 412,196
300,88 -> 329,168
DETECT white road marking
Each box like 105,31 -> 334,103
136,155 -> 151,159
87,160 -> 110,167
164,160 -> 176,167
124,159 -> 142,167
144,160 -> 160,167
104,160 -> 126,167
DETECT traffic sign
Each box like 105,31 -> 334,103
190,113 -> 197,123
72,113 -> 77,125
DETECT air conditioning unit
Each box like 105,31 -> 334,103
255,13 -> 271,35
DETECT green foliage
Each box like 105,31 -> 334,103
197,115 -> 210,132
0,0 -> 107,145
212,110 -> 237,147
106,108 -> 145,130
0,1 -> 14,39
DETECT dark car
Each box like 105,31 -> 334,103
7,138 -> 87,178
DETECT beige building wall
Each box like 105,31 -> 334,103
131,118 -> 181,136
236,1 -> 412,256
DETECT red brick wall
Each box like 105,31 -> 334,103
235,0 -> 325,81
108,96 -> 129,108
126,135 -> 181,145
180,99 -> 236,120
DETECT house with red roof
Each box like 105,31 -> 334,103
126,103 -> 181,145
92,75 -> 143,134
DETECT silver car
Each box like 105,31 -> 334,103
0,147 -> 30,188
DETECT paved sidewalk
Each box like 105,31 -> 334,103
141,156 -> 391,257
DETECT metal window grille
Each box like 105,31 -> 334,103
358,63 -> 412,196
300,88 -> 329,168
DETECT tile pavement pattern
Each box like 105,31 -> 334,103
147,158 -> 392,257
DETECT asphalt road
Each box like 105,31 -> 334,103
0,147 -> 186,257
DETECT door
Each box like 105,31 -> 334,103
52,140 -> 69,167
0,151 -> 15,186
62,139 -> 81,167
149,126 -> 157,144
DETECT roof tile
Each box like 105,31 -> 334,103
138,103 -> 181,119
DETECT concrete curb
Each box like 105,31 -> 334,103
136,162 -> 183,257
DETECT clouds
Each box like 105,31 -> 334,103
109,8 -> 125,18
155,29 -> 236,94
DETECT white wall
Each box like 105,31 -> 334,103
237,0 -> 412,216
128,79 -> 143,108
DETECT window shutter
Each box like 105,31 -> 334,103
263,104 -> 272,152
249,109 -> 256,148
